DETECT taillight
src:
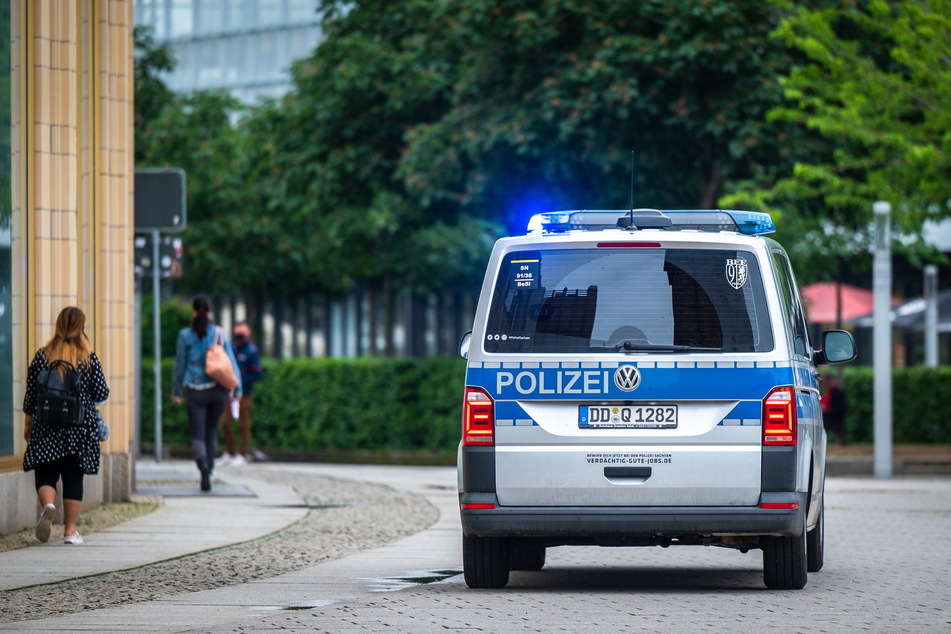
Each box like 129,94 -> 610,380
463,387 -> 494,446
763,386 -> 797,446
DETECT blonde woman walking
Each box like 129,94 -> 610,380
22,307 -> 109,544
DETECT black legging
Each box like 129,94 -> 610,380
184,385 -> 229,469
34,455 -> 85,500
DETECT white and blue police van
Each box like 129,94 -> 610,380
458,209 -> 856,590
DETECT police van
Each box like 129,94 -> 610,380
458,209 -> 856,590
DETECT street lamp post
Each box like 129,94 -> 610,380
924,264 -> 938,368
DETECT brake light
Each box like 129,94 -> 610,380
763,386 -> 797,446
597,242 -> 661,248
463,387 -> 494,446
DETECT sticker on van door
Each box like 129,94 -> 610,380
726,258 -> 748,289
586,452 -> 673,465
511,258 -> 539,288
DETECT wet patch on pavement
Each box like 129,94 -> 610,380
362,569 -> 462,592
247,599 -> 339,611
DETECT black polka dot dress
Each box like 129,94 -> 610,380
22,349 -> 110,475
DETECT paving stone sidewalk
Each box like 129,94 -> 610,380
0,460 -> 438,624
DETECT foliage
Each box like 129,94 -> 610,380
135,27 -> 277,300
257,1 -> 503,294
139,356 -> 466,452
137,90 -> 254,296
842,366 -> 951,444
135,0 -> 947,298
183,0 -> 829,297
133,26 -> 176,164
389,0 -> 815,230
309,0 -> 827,235
722,0 -> 951,279
138,359 -> 187,447
140,358 -> 951,453
138,296 -> 193,359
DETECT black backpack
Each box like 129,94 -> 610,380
35,360 -> 85,426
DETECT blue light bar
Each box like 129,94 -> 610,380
723,210 -> 776,235
538,212 -> 571,232
525,209 -> 776,235
661,210 -> 776,235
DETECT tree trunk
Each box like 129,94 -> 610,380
383,272 -> 394,358
699,138 -> 723,209
700,162 -> 723,209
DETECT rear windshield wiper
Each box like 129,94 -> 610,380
614,340 -> 722,352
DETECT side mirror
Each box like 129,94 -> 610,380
459,331 -> 472,360
814,330 -> 856,365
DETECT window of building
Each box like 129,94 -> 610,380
1,2 -> 14,456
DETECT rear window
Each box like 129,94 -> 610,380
484,247 -> 773,354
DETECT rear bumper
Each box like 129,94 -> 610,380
460,492 -> 806,539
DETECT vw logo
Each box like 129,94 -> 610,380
614,365 -> 641,391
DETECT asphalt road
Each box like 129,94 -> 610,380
5,464 -> 950,633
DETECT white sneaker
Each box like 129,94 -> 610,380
230,454 -> 247,467
36,503 -> 55,542
64,532 -> 84,545
218,453 -> 233,467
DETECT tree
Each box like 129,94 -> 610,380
262,0 -> 501,294
278,0 -> 823,294
137,90 -> 255,295
135,0 -> 855,300
393,0 -> 817,231
134,26 -> 176,163
133,29 -> 308,311
722,0 -> 951,278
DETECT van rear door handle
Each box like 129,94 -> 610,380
604,466 -> 652,484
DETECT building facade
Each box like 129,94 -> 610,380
0,0 -> 136,535
133,0 -> 321,104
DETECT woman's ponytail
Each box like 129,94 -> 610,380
191,295 -> 212,338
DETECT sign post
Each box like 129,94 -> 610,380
135,168 -> 186,463
152,230 -> 162,460
873,201 -> 892,479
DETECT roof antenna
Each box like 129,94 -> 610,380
629,150 -> 635,209
623,150 -> 635,228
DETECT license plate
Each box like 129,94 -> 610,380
579,404 -> 678,429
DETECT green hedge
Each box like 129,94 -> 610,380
139,357 -> 466,452
842,366 -> 951,444
139,360 -> 951,454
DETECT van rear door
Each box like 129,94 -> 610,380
478,241 -> 778,507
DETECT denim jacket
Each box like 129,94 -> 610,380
172,325 -> 242,398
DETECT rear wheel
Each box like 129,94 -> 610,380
807,498 -> 825,573
510,544 -> 546,571
463,536 -> 510,589
762,521 -> 808,590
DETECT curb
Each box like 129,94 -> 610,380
827,456 -> 951,477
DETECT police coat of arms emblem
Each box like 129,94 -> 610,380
726,258 -> 748,290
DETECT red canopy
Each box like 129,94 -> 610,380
800,282 -> 895,324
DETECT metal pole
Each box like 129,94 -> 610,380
924,264 -> 938,367
873,201 -> 892,479
152,230 -> 163,463
134,281 -> 141,458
